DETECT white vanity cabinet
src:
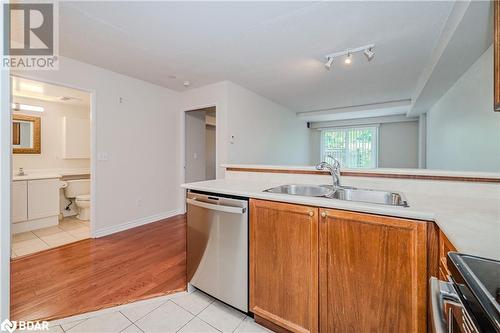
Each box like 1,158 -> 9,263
27,179 -> 60,220
12,181 -> 28,223
12,177 -> 60,233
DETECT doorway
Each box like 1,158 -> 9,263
184,107 -> 216,183
10,76 -> 92,258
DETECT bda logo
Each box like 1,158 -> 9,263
0,319 -> 16,333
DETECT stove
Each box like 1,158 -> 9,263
430,252 -> 500,333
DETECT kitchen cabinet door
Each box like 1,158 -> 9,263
12,181 -> 27,223
250,199 -> 318,333
438,229 -> 457,281
319,209 -> 428,333
28,179 -> 60,220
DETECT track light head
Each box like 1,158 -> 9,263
324,57 -> 334,70
344,52 -> 352,65
363,47 -> 374,61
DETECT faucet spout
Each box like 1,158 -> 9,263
315,158 -> 341,188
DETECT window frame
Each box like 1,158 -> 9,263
319,125 -> 379,169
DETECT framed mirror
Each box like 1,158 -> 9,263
12,114 -> 41,154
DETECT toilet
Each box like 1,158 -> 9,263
64,179 -> 91,221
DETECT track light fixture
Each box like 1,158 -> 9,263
344,52 -> 352,65
324,56 -> 334,70
363,47 -> 375,61
323,44 -> 375,70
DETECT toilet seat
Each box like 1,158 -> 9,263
76,194 -> 90,201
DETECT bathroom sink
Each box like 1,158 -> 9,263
327,188 -> 409,207
264,184 -> 408,207
264,184 -> 333,197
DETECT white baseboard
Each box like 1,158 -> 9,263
94,209 -> 183,238
12,215 -> 58,234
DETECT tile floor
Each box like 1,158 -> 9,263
47,290 -> 271,333
11,217 -> 90,258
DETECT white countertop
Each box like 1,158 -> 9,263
12,169 -> 91,181
182,178 -> 500,260
12,173 -> 61,181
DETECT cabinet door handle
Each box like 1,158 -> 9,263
321,211 -> 327,218
308,211 -> 314,217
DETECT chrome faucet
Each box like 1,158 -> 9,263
316,158 -> 341,188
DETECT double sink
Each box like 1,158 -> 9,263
264,184 -> 409,207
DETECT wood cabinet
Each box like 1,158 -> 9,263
12,181 -> 28,223
438,229 -> 457,281
319,209 -> 428,333
250,199 -> 318,333
250,199 -> 437,333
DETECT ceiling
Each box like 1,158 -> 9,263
59,1 -> 455,113
11,76 -> 90,107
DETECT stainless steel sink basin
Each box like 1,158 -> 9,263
328,188 -> 408,207
264,184 -> 408,207
264,184 -> 333,197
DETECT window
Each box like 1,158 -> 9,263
321,126 -> 378,168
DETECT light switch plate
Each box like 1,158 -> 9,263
97,152 -> 109,161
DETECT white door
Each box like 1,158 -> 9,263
27,179 -> 60,220
12,181 -> 27,223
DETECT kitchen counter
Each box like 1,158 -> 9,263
182,178 -> 500,260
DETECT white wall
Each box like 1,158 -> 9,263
12,97 -> 90,171
418,114 -> 427,168
13,56 -> 182,236
226,82 -> 310,165
378,121 -> 419,168
427,45 -> 500,172
309,129 -> 321,164
181,81 -> 311,173
185,110 -> 207,183
181,81 -> 229,180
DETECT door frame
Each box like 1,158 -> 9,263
9,74 -> 97,239
180,104 -> 217,196
0,27 -> 11,321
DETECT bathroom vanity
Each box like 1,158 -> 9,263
12,176 -> 61,233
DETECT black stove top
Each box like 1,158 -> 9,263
448,252 -> 500,332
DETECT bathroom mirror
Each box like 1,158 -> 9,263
12,114 -> 41,154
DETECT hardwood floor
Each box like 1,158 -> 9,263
10,214 -> 187,322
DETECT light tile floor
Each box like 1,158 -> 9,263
11,217 -> 90,258
48,290 -> 272,333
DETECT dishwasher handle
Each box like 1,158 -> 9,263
187,198 -> 247,214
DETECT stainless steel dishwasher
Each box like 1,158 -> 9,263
186,191 -> 248,312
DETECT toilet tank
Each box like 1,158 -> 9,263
64,179 -> 90,198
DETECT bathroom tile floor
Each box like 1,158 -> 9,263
48,290 -> 272,333
11,217 -> 90,258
